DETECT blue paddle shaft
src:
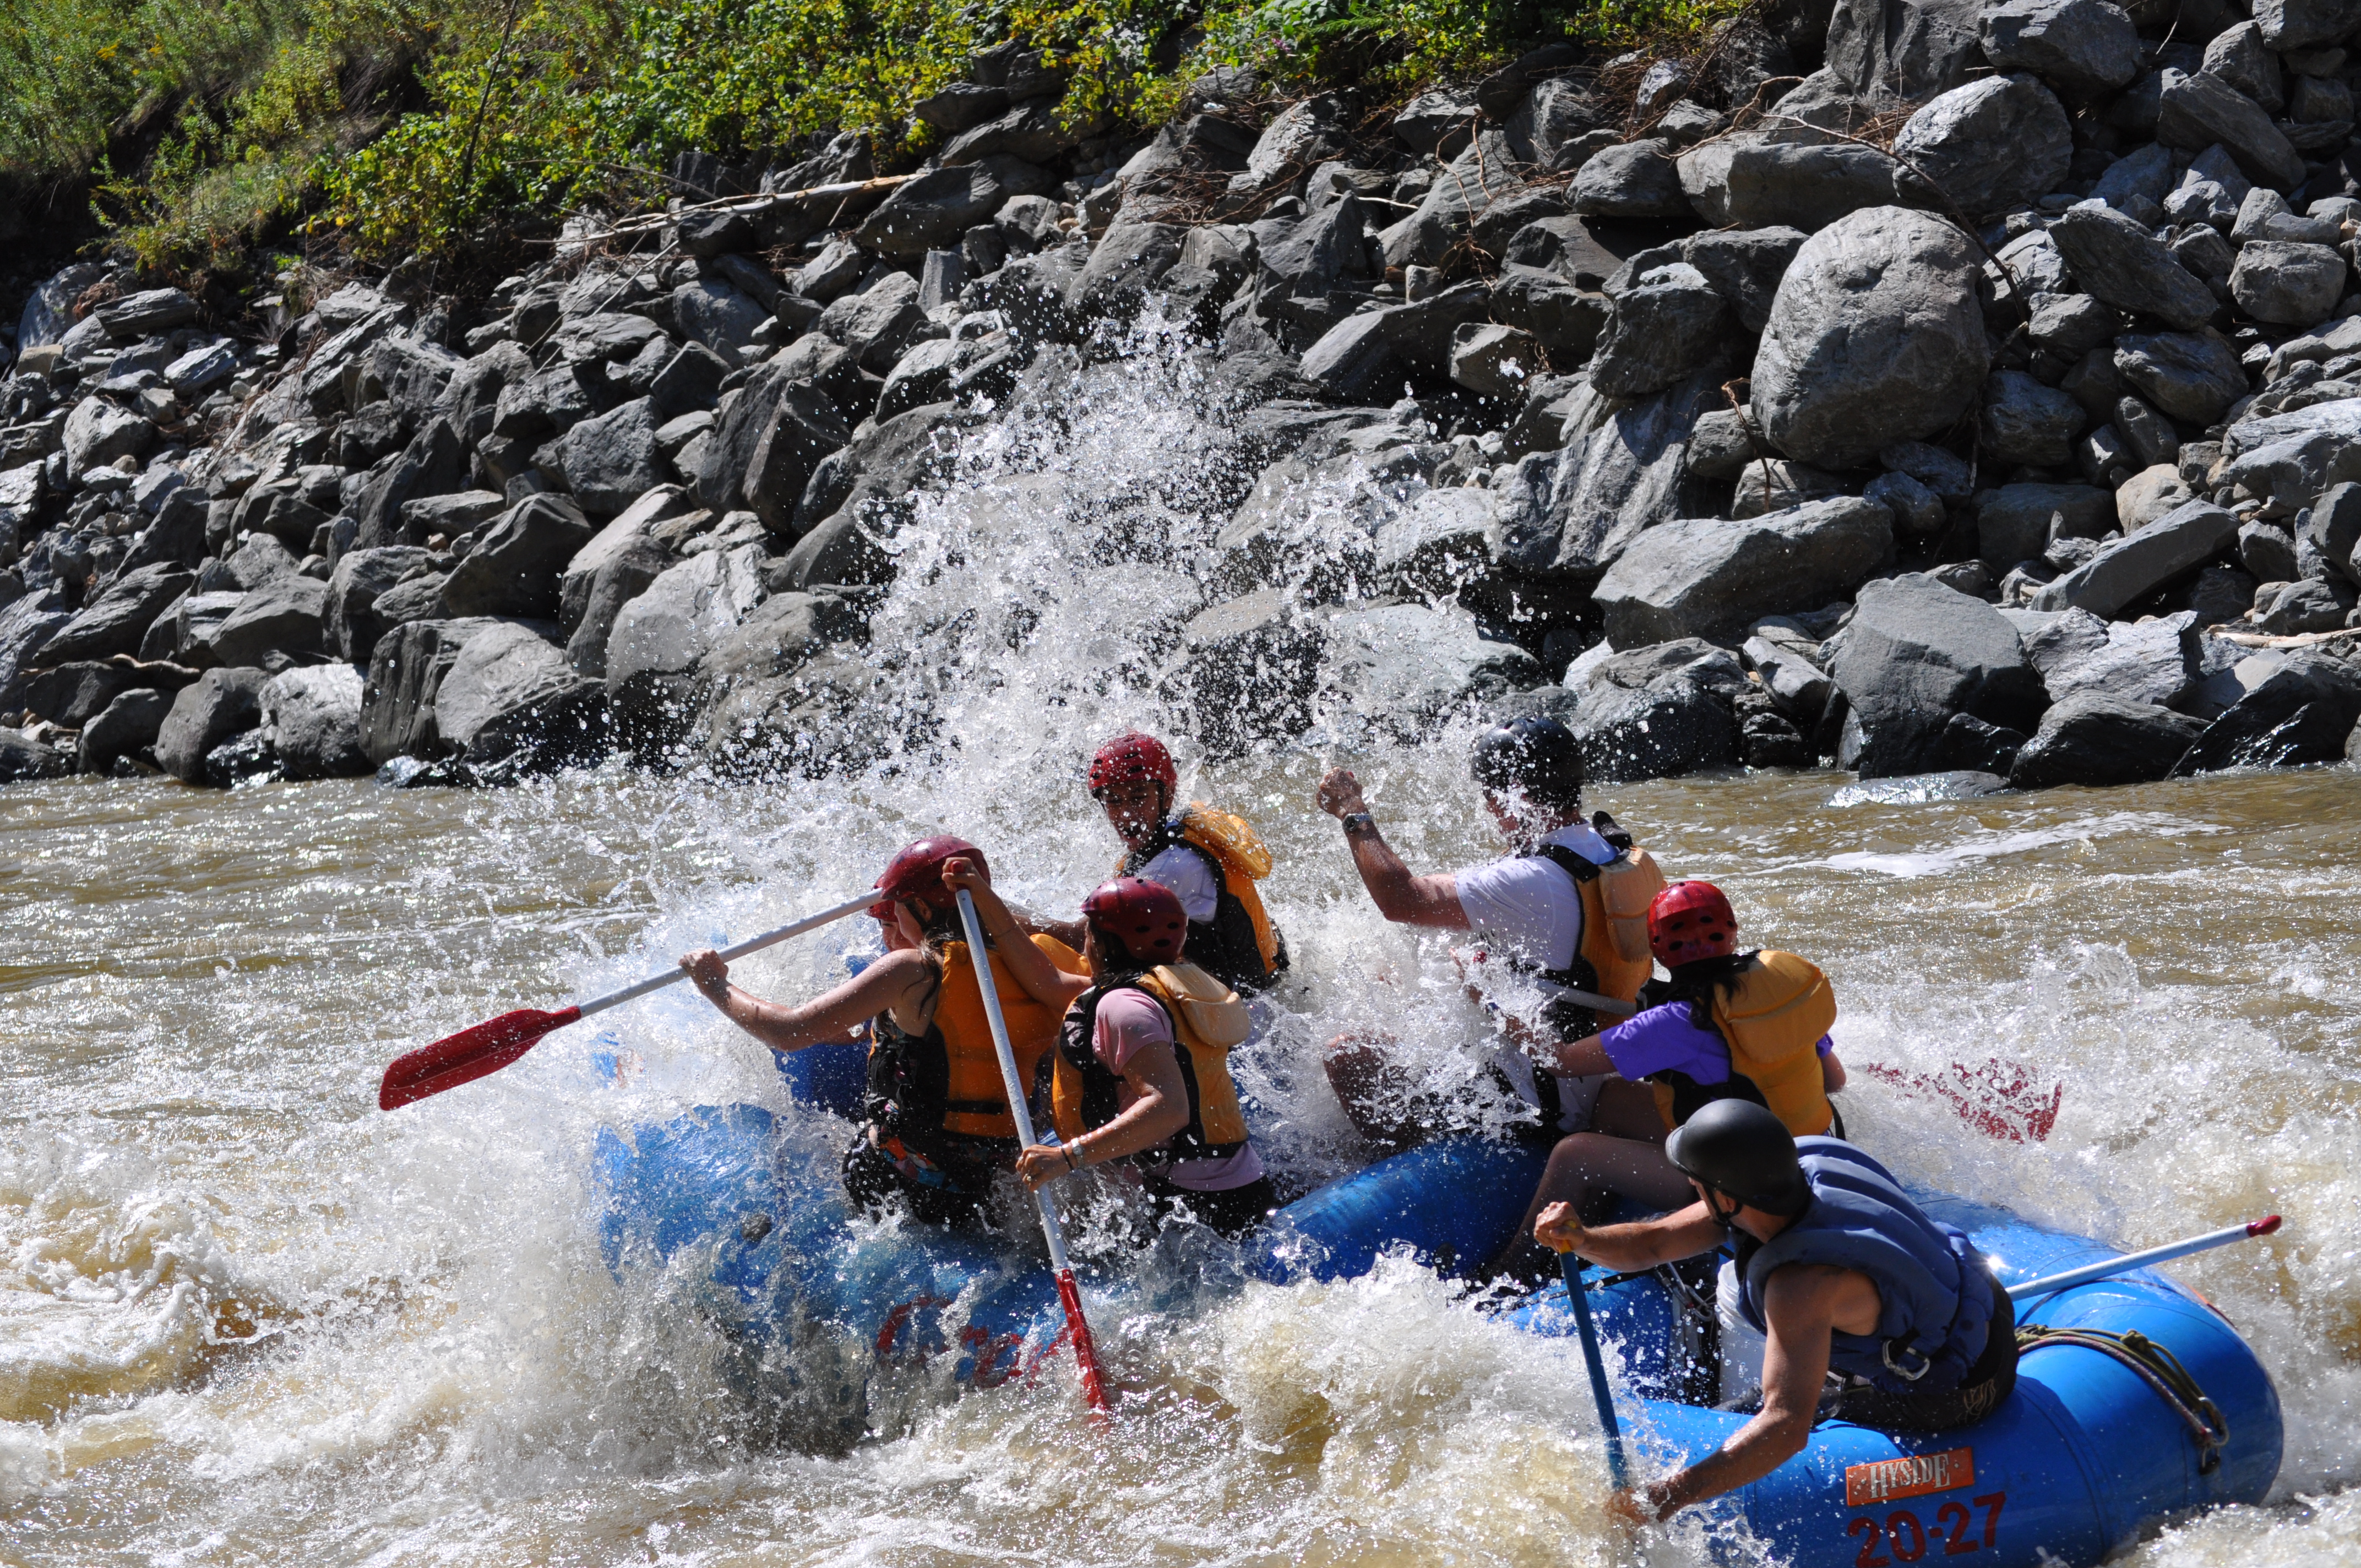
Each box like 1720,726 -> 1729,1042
1560,1251 -> 1633,1491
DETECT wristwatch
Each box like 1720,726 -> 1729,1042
1340,811 -> 1378,836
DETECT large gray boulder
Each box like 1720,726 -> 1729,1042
432,621 -> 607,768
2032,499 -> 2240,616
2046,206 -> 2218,330
1833,572 -> 2050,777
77,687 -> 175,773
1678,140 -> 1901,231
62,398 -> 154,472
2041,610 -> 2204,707
2114,331 -> 2248,424
0,727 -> 74,782
1680,227 -> 1807,332
155,667 -> 268,782
2228,241 -> 2346,326
353,418 -> 468,550
39,564 -> 195,663
326,546 -> 437,663
560,487 -> 693,674
1509,372 -> 1720,584
1825,0 -> 1986,100
1569,139 -> 1691,219
2173,651 -> 2361,771
1752,207 -> 1989,470
744,384 -> 852,535
358,616 -> 510,764
2156,68 -> 2306,190
260,665 -> 369,778
1593,496 -> 1897,645
557,397 -> 667,517
2008,692 -> 2211,787
1568,639 -> 1747,782
2255,0 -> 2361,49
1891,74 -> 2074,219
1588,264 -> 1728,396
1979,0 -> 2142,96
606,544 -> 769,704
1162,588 -> 1329,753
670,279 -> 769,355
854,155 -> 1056,255
203,576 -> 329,667
438,494 -> 595,618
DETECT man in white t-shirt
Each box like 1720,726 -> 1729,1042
1314,716 -> 1667,1155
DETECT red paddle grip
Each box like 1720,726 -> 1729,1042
2248,1215 -> 2282,1237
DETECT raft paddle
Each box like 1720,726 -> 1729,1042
1858,1056 -> 2063,1143
1552,1243 -> 1632,1490
953,889 -> 1112,1417
2006,1215 -> 2283,1302
378,890 -> 879,1110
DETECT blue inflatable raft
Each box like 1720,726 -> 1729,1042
595,1039 -> 2281,1565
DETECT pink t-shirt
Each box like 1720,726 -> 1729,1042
1087,988 -> 1266,1194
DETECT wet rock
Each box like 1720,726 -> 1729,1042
433,620 -> 607,769
2156,69 -> 2305,190
2046,206 -> 2218,330
327,546 -> 437,663
1568,638 -> 1746,782
438,494 -> 595,619
2227,241 -> 2346,325
1891,74 -> 2074,219
1980,0 -> 2144,96
1753,206 -> 1989,470
2174,650 -> 2361,770
155,666 -> 268,782
1321,602 -> 1544,737
40,564 -> 194,663
1163,589 -> 1328,752
1982,371 -> 2087,467
1513,372 -> 1721,584
2008,691 -> 2210,786
1589,264 -> 1729,397
2033,498 -> 2240,615
1834,572 -> 2051,777
77,687 -> 174,773
606,543 -> 769,716
1745,631 -> 1837,720
1067,222 -> 1186,320
1448,324 -> 1543,399
813,271 -> 928,373
1594,495 -> 1897,645
0,726 -> 74,781
358,616 -> 510,764
259,664 -> 368,778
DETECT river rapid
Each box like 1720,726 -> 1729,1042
4,342 -> 2358,1567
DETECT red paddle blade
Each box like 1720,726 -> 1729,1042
1860,1057 -> 2063,1142
378,1006 -> 584,1110
1053,1268 -> 1112,1417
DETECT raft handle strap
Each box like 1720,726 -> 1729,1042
2017,1324 -> 2228,1473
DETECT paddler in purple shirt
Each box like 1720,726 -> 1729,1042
1492,878 -> 1851,1279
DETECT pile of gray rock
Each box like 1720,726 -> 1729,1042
6,10 -> 2361,792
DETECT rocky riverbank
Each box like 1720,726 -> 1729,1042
7,9 -> 2361,793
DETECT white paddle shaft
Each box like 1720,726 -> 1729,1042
955,890 -> 1078,1276
576,890 -> 879,1020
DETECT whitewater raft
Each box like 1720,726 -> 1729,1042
595,1039 -> 2282,1566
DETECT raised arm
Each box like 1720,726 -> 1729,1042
681,944 -> 930,1055
943,856 -> 1091,1010
1316,767 -> 1468,929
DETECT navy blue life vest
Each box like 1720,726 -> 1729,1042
1733,1139 -> 1996,1395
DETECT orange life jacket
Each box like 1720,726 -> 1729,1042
1051,962 -> 1253,1155
1649,950 -> 1838,1137
864,935 -> 1084,1146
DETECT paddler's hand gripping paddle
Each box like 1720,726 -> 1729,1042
377,890 -> 879,1110
955,889 -> 1113,1418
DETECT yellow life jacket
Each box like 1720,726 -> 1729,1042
867,935 -> 1084,1144
1521,839 -> 1667,1007
1116,805 -> 1286,989
1649,951 -> 1838,1137
1051,962 -> 1253,1154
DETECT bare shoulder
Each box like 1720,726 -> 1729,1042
1765,1259 -> 1884,1330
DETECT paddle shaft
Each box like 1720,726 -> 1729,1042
2008,1215 -> 2282,1301
953,890 -> 1111,1413
575,890 -> 882,1020
1558,1249 -> 1632,1490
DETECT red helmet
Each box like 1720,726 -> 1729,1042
1087,732 -> 1176,798
1649,880 -> 1737,967
1081,876 -> 1187,966
871,835 -> 984,923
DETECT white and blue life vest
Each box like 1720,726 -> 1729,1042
1733,1138 -> 1997,1395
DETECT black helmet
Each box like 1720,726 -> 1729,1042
1664,1100 -> 1811,1217
1470,716 -> 1584,813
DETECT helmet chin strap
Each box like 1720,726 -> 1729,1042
1702,1186 -> 1746,1228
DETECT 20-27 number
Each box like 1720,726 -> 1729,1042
1847,1492 -> 2006,1564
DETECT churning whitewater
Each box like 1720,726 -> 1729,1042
4,342 -> 2357,1567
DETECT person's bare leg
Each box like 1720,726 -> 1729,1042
1321,1032 -> 1426,1156
1489,1081 -> 1690,1280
